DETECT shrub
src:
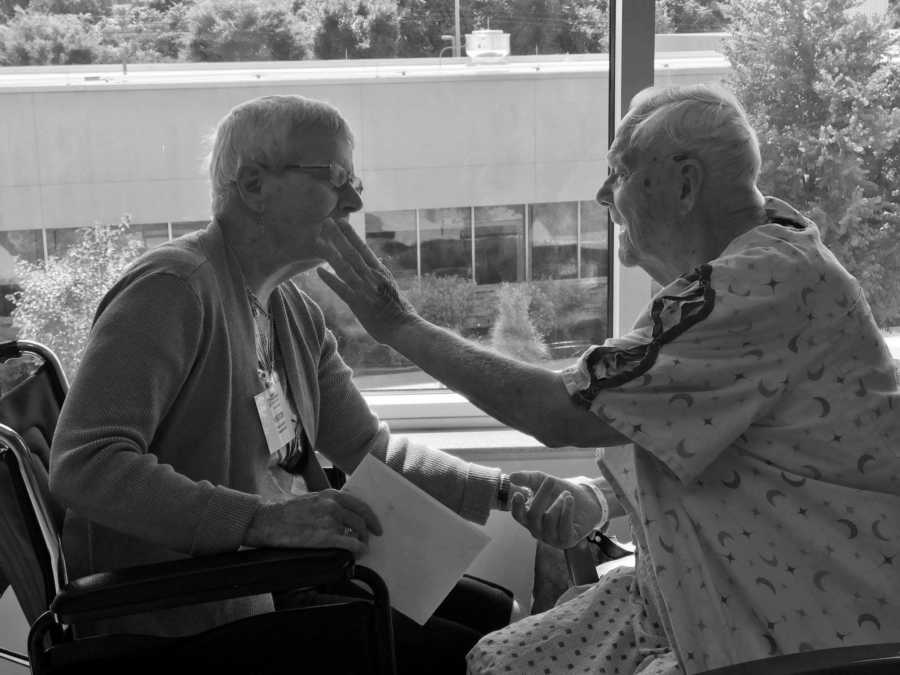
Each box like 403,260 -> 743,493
489,282 -> 549,363
402,274 -> 477,335
9,218 -> 145,376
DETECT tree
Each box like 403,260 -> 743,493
99,3 -> 190,63
312,0 -> 401,59
469,0 -> 608,55
185,0 -> 306,61
724,0 -> 900,327
655,0 -> 729,33
10,218 -> 145,376
29,0 -> 112,19
0,7 -> 113,64
1,0 -> 29,22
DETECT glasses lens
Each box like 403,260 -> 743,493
329,163 -> 348,189
329,163 -> 363,194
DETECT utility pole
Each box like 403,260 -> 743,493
454,0 -> 461,57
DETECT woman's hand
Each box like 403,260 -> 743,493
508,471 -> 607,549
318,219 -> 418,344
244,489 -> 382,557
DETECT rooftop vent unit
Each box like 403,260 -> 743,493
465,30 -> 510,63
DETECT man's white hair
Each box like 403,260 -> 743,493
205,95 -> 353,217
617,83 -> 761,185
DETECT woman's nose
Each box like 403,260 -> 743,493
339,183 -> 363,214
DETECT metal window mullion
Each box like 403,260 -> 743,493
524,203 -> 530,282
610,0 -> 655,338
470,206 -> 476,283
415,209 -> 421,278
577,201 -> 584,279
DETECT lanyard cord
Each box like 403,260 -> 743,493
247,288 -> 309,474
247,288 -> 275,374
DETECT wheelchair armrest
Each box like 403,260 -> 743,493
51,547 -> 355,623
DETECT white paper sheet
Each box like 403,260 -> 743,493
342,454 -> 492,625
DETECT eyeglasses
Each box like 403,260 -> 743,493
278,161 -> 363,194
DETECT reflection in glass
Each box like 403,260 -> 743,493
530,202 -> 577,280
419,207 -> 472,280
0,230 -> 43,275
365,211 -> 417,285
474,204 -> 525,284
0,230 -> 42,318
136,223 -> 171,249
579,200 -> 609,279
172,221 -> 207,238
46,228 -> 80,258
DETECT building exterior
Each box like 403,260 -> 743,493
0,41 -> 728,367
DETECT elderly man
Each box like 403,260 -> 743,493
50,95 -> 515,674
319,83 -> 900,673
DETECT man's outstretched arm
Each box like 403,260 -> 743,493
318,219 -> 629,449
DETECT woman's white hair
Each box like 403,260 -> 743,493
205,95 -> 353,216
618,83 -> 761,185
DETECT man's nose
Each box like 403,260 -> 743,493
596,178 -> 613,206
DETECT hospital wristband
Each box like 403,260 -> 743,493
568,475 -> 610,530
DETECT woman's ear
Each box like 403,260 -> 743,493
678,159 -> 703,214
235,163 -> 266,214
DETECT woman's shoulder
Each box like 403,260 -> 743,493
124,233 -> 215,285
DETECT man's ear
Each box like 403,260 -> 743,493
678,159 -> 703,214
235,163 -> 266,214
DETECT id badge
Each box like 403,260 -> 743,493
253,371 -> 296,455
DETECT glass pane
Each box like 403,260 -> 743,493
365,210 -> 417,284
474,204 -> 525,284
0,231 -> 43,271
419,208 -> 472,280
46,228 -> 81,258
172,222 -> 206,238
530,202 -> 578,280
0,230 -> 42,323
136,223 -> 171,249
579,200 -> 609,279
1,4 -> 614,397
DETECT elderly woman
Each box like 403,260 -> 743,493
319,83 -> 900,674
50,95 -> 516,674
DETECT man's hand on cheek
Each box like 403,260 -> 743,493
317,219 -> 417,342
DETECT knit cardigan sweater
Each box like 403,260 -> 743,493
50,220 -> 501,636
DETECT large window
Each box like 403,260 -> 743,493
420,208 -> 474,280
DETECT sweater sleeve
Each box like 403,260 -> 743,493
307,303 -> 501,524
50,271 -> 260,556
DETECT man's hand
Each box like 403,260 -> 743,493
317,219 -> 418,344
244,489 -> 382,557
508,471 -> 606,549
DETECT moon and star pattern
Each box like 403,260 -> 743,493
554,198 -> 900,673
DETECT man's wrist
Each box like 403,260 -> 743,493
568,475 -> 610,530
